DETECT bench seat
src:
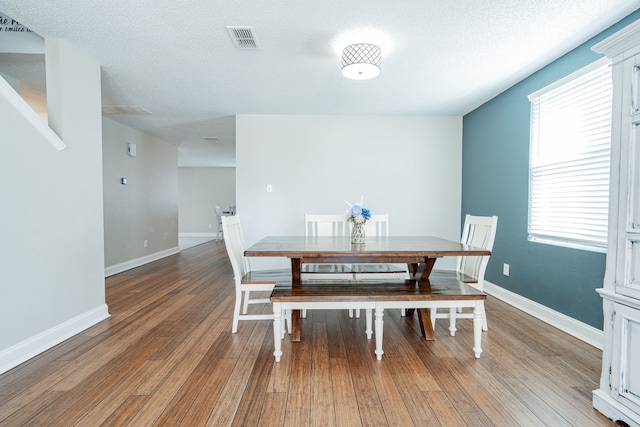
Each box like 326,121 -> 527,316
270,277 -> 486,362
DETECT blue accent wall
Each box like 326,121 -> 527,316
462,10 -> 640,329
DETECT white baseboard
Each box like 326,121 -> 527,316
484,281 -> 603,349
0,304 -> 110,375
105,246 -> 179,277
179,232 -> 217,238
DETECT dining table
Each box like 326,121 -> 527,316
244,235 -> 491,341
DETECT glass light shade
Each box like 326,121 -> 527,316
341,43 -> 381,80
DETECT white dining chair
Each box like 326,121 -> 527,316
429,214 -> 497,334
302,214 -> 353,280
350,214 -> 409,281
221,215 -> 291,334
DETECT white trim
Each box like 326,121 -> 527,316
0,74 -> 67,151
593,18 -> 640,63
528,56 -> 611,100
178,232 -> 217,238
0,304 -> 109,375
105,246 -> 179,277
593,389 -> 640,426
484,280 -> 603,349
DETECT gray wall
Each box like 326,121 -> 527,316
0,39 -> 106,369
236,114 -> 463,271
102,117 -> 178,270
462,10 -> 640,329
178,167 -> 236,234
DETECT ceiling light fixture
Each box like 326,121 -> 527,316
341,43 -> 381,80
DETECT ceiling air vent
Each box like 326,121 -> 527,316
226,26 -> 259,50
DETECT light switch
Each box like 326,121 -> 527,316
121,177 -> 127,185
267,184 -> 273,192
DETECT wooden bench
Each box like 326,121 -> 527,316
270,277 -> 487,362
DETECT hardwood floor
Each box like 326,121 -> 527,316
0,241 -> 616,426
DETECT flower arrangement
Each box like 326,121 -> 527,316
346,203 -> 371,224
344,196 -> 370,244
344,196 -> 371,224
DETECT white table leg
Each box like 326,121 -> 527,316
365,308 -> 373,339
273,303 -> 283,362
374,306 -> 384,360
473,302 -> 483,358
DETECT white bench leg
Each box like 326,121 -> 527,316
365,308 -> 372,339
374,306 -> 384,360
448,307 -> 457,336
273,303 -> 283,362
473,302 -> 483,358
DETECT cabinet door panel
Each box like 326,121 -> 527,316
617,303 -> 640,411
630,121 -> 640,231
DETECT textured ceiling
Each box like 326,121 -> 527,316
1,0 -> 639,166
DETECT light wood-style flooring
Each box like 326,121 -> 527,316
0,241 -> 615,426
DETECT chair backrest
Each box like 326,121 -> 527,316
221,215 -> 251,282
363,214 -> 390,237
215,205 -> 224,221
457,214 -> 498,284
305,214 -> 348,236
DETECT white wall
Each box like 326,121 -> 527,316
178,167 -> 236,234
236,114 -> 463,269
0,39 -> 107,373
102,118 -> 178,273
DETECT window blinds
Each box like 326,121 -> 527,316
528,59 -> 612,251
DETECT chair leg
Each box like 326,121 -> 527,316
473,302 -> 484,358
481,301 -> 488,331
232,294 -> 242,333
348,308 -> 362,318
365,309 -> 372,339
242,291 -> 250,314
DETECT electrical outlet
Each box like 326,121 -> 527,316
144,240 -> 148,248
266,184 -> 273,193
503,263 -> 510,276
208,223 -> 212,229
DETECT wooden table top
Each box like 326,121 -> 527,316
244,236 -> 490,259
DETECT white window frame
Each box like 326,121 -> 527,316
527,57 -> 612,253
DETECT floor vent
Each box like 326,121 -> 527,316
226,26 -> 260,50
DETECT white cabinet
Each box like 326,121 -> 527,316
592,19 -> 640,426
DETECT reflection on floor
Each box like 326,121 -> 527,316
178,236 -> 218,251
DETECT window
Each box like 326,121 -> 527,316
528,58 -> 612,252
